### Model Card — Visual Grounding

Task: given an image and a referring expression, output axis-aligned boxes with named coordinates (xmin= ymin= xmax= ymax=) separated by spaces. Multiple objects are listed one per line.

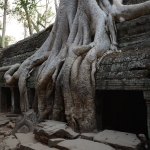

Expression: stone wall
xmin=0 ymin=0 xmax=149 ymax=89
xmin=0 ymin=25 xmax=52 ymax=87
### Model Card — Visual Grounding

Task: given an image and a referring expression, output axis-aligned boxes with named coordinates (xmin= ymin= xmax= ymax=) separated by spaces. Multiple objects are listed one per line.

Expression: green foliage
xmin=0 ymin=35 xmax=14 ymax=47
xmin=13 ymin=0 xmax=55 ymax=35
xmin=13 ymin=0 xmax=36 ymax=16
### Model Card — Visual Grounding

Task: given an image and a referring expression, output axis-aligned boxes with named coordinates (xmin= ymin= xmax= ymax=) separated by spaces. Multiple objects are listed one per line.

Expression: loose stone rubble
xmin=81 ymin=132 xmax=97 ymax=141
xmin=56 ymin=139 xmax=115 ymax=150
xmin=20 ymin=142 xmax=58 ymax=150
xmin=15 ymin=132 xmax=38 ymax=145
xmin=34 ymin=120 xmax=80 ymax=143
xmin=0 ymin=118 xmax=147 ymax=150
xmin=2 ymin=135 xmax=20 ymax=150
xmin=48 ymin=138 xmax=65 ymax=147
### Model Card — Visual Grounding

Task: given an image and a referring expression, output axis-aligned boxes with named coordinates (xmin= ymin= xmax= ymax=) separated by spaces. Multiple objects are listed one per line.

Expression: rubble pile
xmin=0 ymin=118 xmax=146 ymax=150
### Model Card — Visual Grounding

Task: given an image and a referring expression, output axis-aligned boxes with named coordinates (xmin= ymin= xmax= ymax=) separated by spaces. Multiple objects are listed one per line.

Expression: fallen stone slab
xmin=0 ymin=131 xmax=7 ymax=135
xmin=3 ymin=135 xmax=19 ymax=150
xmin=0 ymin=135 xmax=4 ymax=142
xmin=56 ymin=139 xmax=115 ymax=150
xmin=0 ymin=120 xmax=10 ymax=126
xmin=48 ymin=138 xmax=65 ymax=147
xmin=15 ymin=132 xmax=38 ymax=145
xmin=81 ymin=133 xmax=96 ymax=141
xmin=34 ymin=120 xmax=79 ymax=143
xmin=20 ymin=142 xmax=59 ymax=150
xmin=94 ymin=130 xmax=143 ymax=150
xmin=0 ymin=142 xmax=5 ymax=149
xmin=4 ymin=130 xmax=12 ymax=137
xmin=38 ymin=120 xmax=66 ymax=127
xmin=6 ymin=114 xmax=19 ymax=117
xmin=7 ymin=121 xmax=15 ymax=129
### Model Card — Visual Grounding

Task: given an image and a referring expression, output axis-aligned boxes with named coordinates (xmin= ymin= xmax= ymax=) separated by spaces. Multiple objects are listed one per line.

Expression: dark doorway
xmin=1 ymin=87 xmax=11 ymax=112
xmin=95 ymin=90 xmax=148 ymax=137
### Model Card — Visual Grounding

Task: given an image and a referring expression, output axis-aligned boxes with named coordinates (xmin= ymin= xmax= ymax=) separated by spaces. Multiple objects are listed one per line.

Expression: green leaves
xmin=13 ymin=0 xmax=36 ymax=16
xmin=13 ymin=0 xmax=55 ymax=35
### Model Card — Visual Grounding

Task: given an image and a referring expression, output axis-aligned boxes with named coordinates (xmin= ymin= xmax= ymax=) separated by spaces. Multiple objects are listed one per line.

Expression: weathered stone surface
xmin=0 ymin=113 xmax=14 ymax=127
xmin=0 ymin=120 xmax=10 ymax=126
xmin=81 ymin=133 xmax=96 ymax=141
xmin=0 ymin=142 xmax=5 ymax=149
xmin=56 ymin=139 xmax=115 ymax=150
xmin=4 ymin=130 xmax=12 ymax=137
xmin=34 ymin=120 xmax=79 ymax=144
xmin=17 ymin=125 xmax=30 ymax=133
xmin=15 ymin=132 xmax=38 ymax=145
xmin=94 ymin=130 xmax=142 ymax=150
xmin=0 ymin=131 xmax=6 ymax=135
xmin=7 ymin=121 xmax=15 ymax=129
xmin=48 ymin=138 xmax=65 ymax=147
xmin=20 ymin=142 xmax=58 ymax=150
xmin=3 ymin=135 xmax=19 ymax=150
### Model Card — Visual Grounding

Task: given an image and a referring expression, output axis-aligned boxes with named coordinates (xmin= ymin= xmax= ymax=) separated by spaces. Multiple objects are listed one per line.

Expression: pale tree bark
xmin=1 ymin=0 xmax=150 ymax=133
xmin=1 ymin=0 xmax=8 ymax=48
xmin=24 ymin=7 xmax=33 ymax=35
xmin=54 ymin=0 xmax=58 ymax=13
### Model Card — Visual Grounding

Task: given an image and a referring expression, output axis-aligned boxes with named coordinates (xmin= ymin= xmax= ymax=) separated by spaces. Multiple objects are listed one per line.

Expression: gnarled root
xmin=12 ymin=109 xmax=37 ymax=135
xmin=1 ymin=0 xmax=150 ymax=133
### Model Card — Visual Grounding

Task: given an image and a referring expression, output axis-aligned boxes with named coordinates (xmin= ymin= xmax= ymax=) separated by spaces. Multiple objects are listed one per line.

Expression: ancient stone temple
xmin=0 ymin=0 xmax=150 ymax=141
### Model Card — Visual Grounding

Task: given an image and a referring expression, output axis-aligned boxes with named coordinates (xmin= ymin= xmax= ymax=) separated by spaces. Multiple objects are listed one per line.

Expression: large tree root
xmin=12 ymin=109 xmax=37 ymax=135
xmin=1 ymin=0 xmax=150 ymax=133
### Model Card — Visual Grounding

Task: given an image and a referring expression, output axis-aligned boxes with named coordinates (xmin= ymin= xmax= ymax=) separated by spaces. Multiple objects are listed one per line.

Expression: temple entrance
xmin=1 ymin=87 xmax=11 ymax=112
xmin=95 ymin=90 xmax=148 ymax=138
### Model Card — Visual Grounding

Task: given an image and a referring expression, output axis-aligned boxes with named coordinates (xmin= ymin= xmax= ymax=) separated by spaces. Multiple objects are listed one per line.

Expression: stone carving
xmin=0 ymin=0 xmax=150 ymax=133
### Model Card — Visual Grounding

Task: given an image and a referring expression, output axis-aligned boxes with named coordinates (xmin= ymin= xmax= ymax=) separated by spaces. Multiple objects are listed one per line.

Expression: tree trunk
xmin=54 ymin=0 xmax=58 ymax=13
xmin=1 ymin=0 xmax=8 ymax=48
xmin=1 ymin=0 xmax=150 ymax=133
xmin=24 ymin=6 xmax=33 ymax=35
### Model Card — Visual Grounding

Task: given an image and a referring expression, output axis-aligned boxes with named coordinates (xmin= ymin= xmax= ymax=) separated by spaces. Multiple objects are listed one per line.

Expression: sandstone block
xmin=34 ymin=120 xmax=79 ymax=143
xmin=20 ymin=142 xmax=59 ymax=150
xmin=15 ymin=132 xmax=38 ymax=145
xmin=3 ymin=135 xmax=19 ymax=150
xmin=94 ymin=130 xmax=142 ymax=150
xmin=81 ymin=133 xmax=96 ymax=141
xmin=48 ymin=138 xmax=65 ymax=147
xmin=56 ymin=139 xmax=115 ymax=150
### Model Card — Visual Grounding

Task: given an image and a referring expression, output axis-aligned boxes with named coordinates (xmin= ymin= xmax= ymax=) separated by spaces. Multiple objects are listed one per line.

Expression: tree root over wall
xmin=1 ymin=0 xmax=150 ymax=133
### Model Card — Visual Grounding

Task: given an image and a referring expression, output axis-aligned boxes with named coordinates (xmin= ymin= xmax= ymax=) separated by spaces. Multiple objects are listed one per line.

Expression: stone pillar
xmin=143 ymin=91 xmax=150 ymax=138
xmin=10 ymin=87 xmax=15 ymax=113
xmin=0 ymin=87 xmax=1 ymax=112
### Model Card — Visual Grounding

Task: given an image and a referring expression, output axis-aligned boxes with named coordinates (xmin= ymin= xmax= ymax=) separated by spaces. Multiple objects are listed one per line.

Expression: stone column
xmin=0 ymin=87 xmax=1 ymax=112
xmin=143 ymin=91 xmax=150 ymax=138
xmin=10 ymin=87 xmax=15 ymax=113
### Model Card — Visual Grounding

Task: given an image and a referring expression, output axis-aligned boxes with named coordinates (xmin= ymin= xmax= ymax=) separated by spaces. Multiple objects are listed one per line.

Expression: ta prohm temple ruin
xmin=0 ymin=0 xmax=150 ymax=149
